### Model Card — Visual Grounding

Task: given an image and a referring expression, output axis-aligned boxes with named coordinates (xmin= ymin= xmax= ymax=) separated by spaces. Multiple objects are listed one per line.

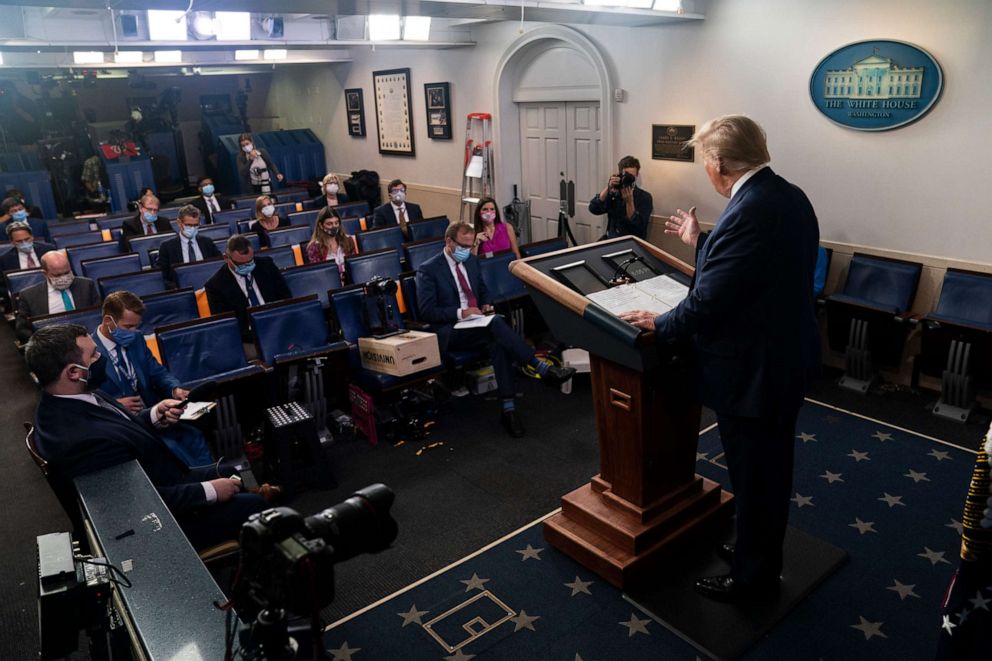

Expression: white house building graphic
xmin=824 ymin=52 xmax=924 ymax=99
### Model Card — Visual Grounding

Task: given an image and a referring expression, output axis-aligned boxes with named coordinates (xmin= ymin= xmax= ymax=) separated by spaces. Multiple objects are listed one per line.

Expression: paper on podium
xmin=586 ymin=274 xmax=689 ymax=316
xmin=454 ymin=313 xmax=498 ymax=329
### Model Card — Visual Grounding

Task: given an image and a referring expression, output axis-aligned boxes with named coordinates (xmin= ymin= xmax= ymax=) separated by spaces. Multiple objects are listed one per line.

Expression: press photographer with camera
xmin=589 ymin=155 xmax=653 ymax=240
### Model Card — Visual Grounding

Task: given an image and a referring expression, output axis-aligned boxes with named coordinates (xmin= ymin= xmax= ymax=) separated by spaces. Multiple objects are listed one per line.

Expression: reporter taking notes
xmin=619 ymin=115 xmax=820 ymax=603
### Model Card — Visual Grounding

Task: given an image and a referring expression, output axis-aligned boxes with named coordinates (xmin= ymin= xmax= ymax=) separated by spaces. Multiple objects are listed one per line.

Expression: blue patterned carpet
xmin=323 ymin=399 xmax=974 ymax=660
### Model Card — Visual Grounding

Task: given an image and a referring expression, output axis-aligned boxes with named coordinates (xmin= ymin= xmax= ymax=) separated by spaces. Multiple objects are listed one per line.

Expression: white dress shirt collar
xmin=730 ymin=164 xmax=769 ymax=200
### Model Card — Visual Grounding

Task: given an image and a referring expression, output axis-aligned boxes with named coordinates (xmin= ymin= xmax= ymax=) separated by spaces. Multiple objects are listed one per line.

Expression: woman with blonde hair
xmin=306 ymin=206 xmax=356 ymax=278
xmin=314 ymin=173 xmax=349 ymax=209
xmin=249 ymin=194 xmax=289 ymax=249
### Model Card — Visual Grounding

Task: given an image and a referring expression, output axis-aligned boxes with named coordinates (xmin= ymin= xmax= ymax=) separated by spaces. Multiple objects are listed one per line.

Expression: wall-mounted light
xmin=73 ymin=51 xmax=105 ymax=65
xmin=216 ymin=12 xmax=251 ymax=41
xmin=235 ymin=49 xmax=260 ymax=61
xmin=263 ymin=49 xmax=287 ymax=61
xmin=189 ymin=11 xmax=216 ymax=40
xmin=153 ymin=50 xmax=183 ymax=63
xmin=403 ymin=16 xmax=431 ymax=41
xmin=148 ymin=10 xmax=188 ymax=41
xmin=369 ymin=15 xmax=401 ymax=41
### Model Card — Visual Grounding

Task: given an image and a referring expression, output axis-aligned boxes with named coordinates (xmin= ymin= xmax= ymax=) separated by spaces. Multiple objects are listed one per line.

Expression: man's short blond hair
xmin=688 ymin=115 xmax=770 ymax=173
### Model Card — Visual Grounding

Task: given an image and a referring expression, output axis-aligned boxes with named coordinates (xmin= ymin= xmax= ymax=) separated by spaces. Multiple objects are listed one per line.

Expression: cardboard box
xmin=358 ymin=330 xmax=441 ymax=376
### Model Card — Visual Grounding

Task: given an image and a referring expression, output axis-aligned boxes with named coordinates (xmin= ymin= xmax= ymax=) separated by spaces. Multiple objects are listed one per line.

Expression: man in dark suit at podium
xmin=416 ymin=222 xmax=575 ymax=437
xmin=621 ymin=115 xmax=820 ymax=602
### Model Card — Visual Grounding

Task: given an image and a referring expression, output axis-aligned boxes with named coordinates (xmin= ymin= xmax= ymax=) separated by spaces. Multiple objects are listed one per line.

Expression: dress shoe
xmin=715 ymin=543 xmax=735 ymax=564
xmin=694 ymin=574 xmax=779 ymax=603
xmin=501 ymin=410 xmax=525 ymax=437
xmin=540 ymin=364 xmax=576 ymax=387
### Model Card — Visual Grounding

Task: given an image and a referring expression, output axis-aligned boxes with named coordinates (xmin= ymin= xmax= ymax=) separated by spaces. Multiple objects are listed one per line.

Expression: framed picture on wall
xmin=372 ymin=68 xmax=415 ymax=156
xmin=345 ymin=88 xmax=366 ymax=137
xmin=424 ymin=82 xmax=452 ymax=140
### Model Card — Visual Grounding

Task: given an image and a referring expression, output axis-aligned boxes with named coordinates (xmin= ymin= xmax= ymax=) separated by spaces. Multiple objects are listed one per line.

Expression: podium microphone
xmin=609 ymin=255 xmax=643 ymax=286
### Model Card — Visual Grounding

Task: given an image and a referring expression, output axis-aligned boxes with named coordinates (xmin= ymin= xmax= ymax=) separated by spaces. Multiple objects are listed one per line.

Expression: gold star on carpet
xmin=329 ymin=641 xmax=361 ymax=661
xmin=849 ymin=518 xmax=877 ymax=535
xmin=848 ymin=449 xmax=870 ymax=462
xmin=791 ymin=493 xmax=814 ymax=508
xmin=928 ymin=448 xmax=951 ymax=461
xmin=696 ymin=451 xmax=709 ymax=461
xmin=509 ymin=609 xmax=540 ymax=632
xmin=904 ymin=469 xmax=930 ymax=483
xmin=851 ymin=616 xmax=887 ymax=640
xmin=460 ymin=573 xmax=490 ymax=592
xmin=820 ymin=470 xmax=844 ymax=484
xmin=444 ymin=650 xmax=475 ymax=661
xmin=619 ymin=613 xmax=651 ymax=637
xmin=871 ymin=431 xmax=893 ymax=442
xmin=516 ymin=544 xmax=544 ymax=561
xmin=397 ymin=604 xmax=427 ymax=627
xmin=797 ymin=432 xmax=817 ymax=443
xmin=878 ymin=493 xmax=905 ymax=508
xmin=564 ymin=576 xmax=593 ymax=596
xmin=917 ymin=547 xmax=950 ymax=566
xmin=886 ymin=579 xmax=919 ymax=600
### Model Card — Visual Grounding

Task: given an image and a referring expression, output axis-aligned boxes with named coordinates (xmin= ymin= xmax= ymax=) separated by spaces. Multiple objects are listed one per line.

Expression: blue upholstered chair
xmin=54 ymin=231 xmax=106 ymax=249
xmin=479 ymin=250 xmax=527 ymax=304
xmin=250 ymin=296 xmax=348 ymax=365
xmin=80 ymin=253 xmax=142 ymax=280
xmin=408 ymin=216 xmax=449 ymax=242
xmin=263 ymin=244 xmax=299 ymax=270
xmin=288 ymin=210 xmax=319 ymax=233
xmin=140 ymin=289 xmax=200 ymax=335
xmin=404 ymin=238 xmax=444 ymax=272
xmin=519 ymin=237 xmax=568 ymax=258
xmin=49 ymin=220 xmax=94 ymax=237
xmin=174 ymin=257 xmax=226 ymax=291
xmin=32 ymin=305 xmax=104 ymax=334
xmin=281 ymin=262 xmax=342 ymax=308
xmin=336 ymin=201 xmax=370 ymax=219
xmin=345 ymin=249 xmax=402 ymax=286
xmin=6 ymin=268 xmax=45 ymax=303
xmin=266 ymin=224 xmax=312 ymax=248
xmin=97 ymin=269 xmax=169 ymax=298
xmin=127 ymin=233 xmax=175 ymax=268
xmin=155 ymin=314 xmax=265 ymax=389
xmin=356 ymin=226 xmax=405 ymax=254
xmin=67 ymin=241 xmax=124 ymax=275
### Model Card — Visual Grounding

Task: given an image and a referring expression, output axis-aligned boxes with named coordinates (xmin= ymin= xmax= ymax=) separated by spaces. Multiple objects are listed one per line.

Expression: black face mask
xmin=73 ymin=354 xmax=109 ymax=391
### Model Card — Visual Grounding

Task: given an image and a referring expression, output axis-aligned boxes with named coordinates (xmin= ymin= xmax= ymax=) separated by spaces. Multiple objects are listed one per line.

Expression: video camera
xmin=362 ymin=275 xmax=401 ymax=337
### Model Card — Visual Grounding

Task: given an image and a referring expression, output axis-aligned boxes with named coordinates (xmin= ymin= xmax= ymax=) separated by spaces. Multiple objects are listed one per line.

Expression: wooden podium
xmin=510 ymin=237 xmax=734 ymax=589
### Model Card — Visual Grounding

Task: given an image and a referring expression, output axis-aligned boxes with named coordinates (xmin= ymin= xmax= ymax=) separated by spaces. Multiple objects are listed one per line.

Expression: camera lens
xmin=305 ymin=484 xmax=397 ymax=563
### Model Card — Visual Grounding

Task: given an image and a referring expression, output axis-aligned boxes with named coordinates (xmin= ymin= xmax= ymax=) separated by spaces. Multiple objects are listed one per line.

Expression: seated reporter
xmin=249 ymin=195 xmax=289 ymax=249
xmin=205 ymin=234 xmax=291 ymax=343
xmin=26 ymin=324 xmax=265 ymax=550
xmin=0 ymin=220 xmax=55 ymax=305
xmin=0 ymin=195 xmax=52 ymax=243
xmin=313 ymin=173 xmax=349 ymax=209
xmin=121 ymin=193 xmax=173 ymax=248
xmin=415 ymin=222 xmax=575 ymax=437
xmin=93 ymin=291 xmax=214 ymax=467
xmin=371 ymin=179 xmax=423 ymax=237
xmin=305 ymin=206 xmax=356 ymax=279
xmin=472 ymin=197 xmax=521 ymax=260
xmin=191 ymin=177 xmax=231 ymax=224
xmin=15 ymin=251 xmax=100 ymax=343
xmin=158 ymin=205 xmax=221 ymax=288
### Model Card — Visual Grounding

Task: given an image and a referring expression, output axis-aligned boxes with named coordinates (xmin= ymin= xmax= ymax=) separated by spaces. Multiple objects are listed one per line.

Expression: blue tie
xmin=186 ymin=239 xmax=196 ymax=262
xmin=244 ymin=274 xmax=260 ymax=307
xmin=60 ymin=289 xmax=74 ymax=311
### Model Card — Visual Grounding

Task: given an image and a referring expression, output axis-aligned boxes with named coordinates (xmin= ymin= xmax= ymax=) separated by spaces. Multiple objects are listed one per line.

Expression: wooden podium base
xmin=544 ymin=474 xmax=734 ymax=589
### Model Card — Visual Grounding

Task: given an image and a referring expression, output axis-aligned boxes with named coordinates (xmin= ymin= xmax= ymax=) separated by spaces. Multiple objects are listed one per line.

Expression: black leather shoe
xmin=694 ymin=574 xmax=779 ymax=603
xmin=715 ymin=543 xmax=735 ymax=564
xmin=540 ymin=364 xmax=576 ymax=387
xmin=501 ymin=410 xmax=525 ymax=437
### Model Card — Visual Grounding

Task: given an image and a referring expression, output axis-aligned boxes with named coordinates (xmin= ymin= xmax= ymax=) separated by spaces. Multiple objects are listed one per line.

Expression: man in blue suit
xmin=622 ymin=115 xmax=820 ymax=602
xmin=26 ymin=324 xmax=264 ymax=550
xmin=416 ymin=222 xmax=575 ymax=437
xmin=91 ymin=290 xmax=214 ymax=467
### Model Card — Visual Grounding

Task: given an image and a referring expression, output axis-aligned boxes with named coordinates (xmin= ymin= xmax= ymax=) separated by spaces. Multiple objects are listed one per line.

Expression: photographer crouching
xmin=589 ymin=155 xmax=653 ymax=240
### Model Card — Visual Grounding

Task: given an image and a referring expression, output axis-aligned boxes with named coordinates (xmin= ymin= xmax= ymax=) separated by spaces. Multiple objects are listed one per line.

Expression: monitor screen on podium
xmin=553 ymin=261 xmax=608 ymax=295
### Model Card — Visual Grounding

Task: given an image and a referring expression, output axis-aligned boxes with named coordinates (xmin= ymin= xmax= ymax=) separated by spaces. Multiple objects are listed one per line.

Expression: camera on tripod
xmin=362 ymin=275 xmax=401 ymax=338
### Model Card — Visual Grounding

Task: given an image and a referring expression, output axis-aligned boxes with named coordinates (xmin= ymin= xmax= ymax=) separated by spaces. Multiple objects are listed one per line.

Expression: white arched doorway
xmin=493 ymin=26 xmax=616 ymax=244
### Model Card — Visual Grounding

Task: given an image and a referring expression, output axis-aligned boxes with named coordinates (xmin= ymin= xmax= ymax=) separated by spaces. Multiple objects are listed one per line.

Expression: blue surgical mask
xmin=16 ymin=240 xmax=33 ymax=253
xmin=142 ymin=211 xmax=157 ymax=223
xmin=181 ymin=225 xmax=198 ymax=239
xmin=110 ymin=321 xmax=140 ymax=348
xmin=453 ymin=246 xmax=471 ymax=263
xmin=234 ymin=261 xmax=256 ymax=277
xmin=11 ymin=209 xmax=28 ymax=222
xmin=201 ymin=185 xmax=215 ymax=196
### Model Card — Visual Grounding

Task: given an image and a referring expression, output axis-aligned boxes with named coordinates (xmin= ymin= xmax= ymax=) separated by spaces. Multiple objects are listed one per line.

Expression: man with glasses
xmin=371 ymin=179 xmax=424 ymax=238
xmin=158 ymin=205 xmax=221 ymax=288
xmin=121 ymin=193 xmax=173 ymax=248
xmin=204 ymin=234 xmax=291 ymax=343
xmin=416 ymin=222 xmax=575 ymax=437
xmin=190 ymin=177 xmax=231 ymax=224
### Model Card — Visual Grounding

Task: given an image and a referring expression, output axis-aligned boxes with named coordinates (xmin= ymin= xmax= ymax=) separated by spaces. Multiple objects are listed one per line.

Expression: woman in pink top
xmin=472 ymin=197 xmax=521 ymax=259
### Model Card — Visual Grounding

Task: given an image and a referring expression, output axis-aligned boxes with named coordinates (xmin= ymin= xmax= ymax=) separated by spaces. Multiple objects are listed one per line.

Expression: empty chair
xmin=80 ymin=253 xmax=142 ymax=280
xmin=175 ymin=257 xmax=226 ymax=291
xmin=288 ymin=209 xmax=319 ymax=232
xmin=156 ymin=314 xmax=265 ymax=388
xmin=159 ymin=207 xmax=181 ymax=220
xmin=346 ymin=249 xmax=402 ymax=286
xmin=404 ymin=238 xmax=444 ymax=272
xmin=250 ymin=296 xmax=347 ymax=365
xmin=825 ymin=253 xmax=922 ymax=392
xmin=479 ymin=250 xmax=527 ymax=303
xmin=49 ymin=220 xmax=94 ymax=237
xmin=273 ymin=202 xmax=299 ymax=219
xmin=6 ymin=268 xmax=45 ymax=302
xmin=67 ymin=241 xmax=124 ymax=275
xmin=356 ymin=226 xmax=405 ymax=254
xmin=95 ymin=215 xmax=132 ymax=231
xmin=281 ymin=262 xmax=342 ymax=308
xmin=336 ymin=201 xmax=370 ymax=219
xmin=263 ymin=244 xmax=300 ymax=270
xmin=213 ymin=208 xmax=251 ymax=231
xmin=342 ymin=217 xmax=363 ymax=236
xmin=274 ymin=190 xmax=311 ymax=205
xmin=233 ymin=196 xmax=259 ymax=210
xmin=140 ymin=288 xmax=200 ymax=335
xmin=54 ymin=231 xmax=105 ymax=249
xmin=916 ymin=269 xmax=992 ymax=421
xmin=98 ymin=269 xmax=169 ymax=298
xmin=31 ymin=305 xmax=104 ymax=334
xmin=266 ymin=225 xmax=312 ymax=249
xmin=519 ymin=237 xmax=568 ymax=258
xmin=408 ymin=216 xmax=449 ymax=242
xmin=195 ymin=224 xmax=232 ymax=242
xmin=127 ymin=233 xmax=176 ymax=267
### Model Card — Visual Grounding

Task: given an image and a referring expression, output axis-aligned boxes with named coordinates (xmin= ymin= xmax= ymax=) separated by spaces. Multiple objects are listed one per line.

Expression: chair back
xmin=156 ymin=315 xmax=250 ymax=383
xmin=31 ymin=305 xmax=104 ymax=333
xmin=842 ymin=253 xmax=922 ymax=313
xmin=195 ymin=224 xmax=232 ymax=242
xmin=263 ymin=244 xmax=299 ymax=269
xmin=357 ymin=226 xmax=405 ymax=253
xmin=128 ymin=233 xmax=178 ymax=268
xmin=233 ymin=196 xmax=259 ymax=209
xmin=49 ymin=220 xmax=94 ymax=237
xmin=159 ymin=207 xmax=181 ymax=220
xmin=98 ymin=269 xmax=168 ymax=298
xmin=81 ymin=253 xmax=142 ymax=280
xmin=342 ymin=217 xmax=363 ymax=236
xmin=404 ymin=238 xmax=444 ymax=272
xmin=25 ymin=422 xmax=86 ymax=540
xmin=273 ymin=202 xmax=299 ymax=220
xmin=479 ymin=250 xmax=527 ymax=303
xmin=275 ymin=190 xmax=310 ymax=204
xmin=175 ymin=257 xmax=226 ymax=291
xmin=520 ymin=237 xmax=568 ymax=258
xmin=140 ymin=288 xmax=200 ymax=334
xmin=399 ymin=272 xmax=420 ymax=321
xmin=250 ymin=296 xmax=335 ymax=364
xmin=266 ymin=224 xmax=311 ymax=248
xmin=934 ymin=269 xmax=992 ymax=330
xmin=67 ymin=241 xmax=124 ymax=275
xmin=213 ymin=208 xmax=252 ymax=232
xmin=346 ymin=249 xmax=402 ymax=286
xmin=213 ymin=233 xmax=259 ymax=255
xmin=408 ymin=216 xmax=449 ymax=241
xmin=54 ymin=231 xmax=106 ymax=249
xmin=95 ymin=215 xmax=132 ymax=231
xmin=6 ymin=268 xmax=45 ymax=298
xmin=282 ymin=261 xmax=342 ymax=308
xmin=336 ymin=201 xmax=370 ymax=219
xmin=329 ymin=285 xmax=404 ymax=342
xmin=288 ymin=209 xmax=319 ymax=233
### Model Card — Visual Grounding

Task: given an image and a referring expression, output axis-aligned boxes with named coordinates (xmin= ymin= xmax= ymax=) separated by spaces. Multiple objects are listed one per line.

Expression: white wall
xmin=268 ymin=0 xmax=992 ymax=264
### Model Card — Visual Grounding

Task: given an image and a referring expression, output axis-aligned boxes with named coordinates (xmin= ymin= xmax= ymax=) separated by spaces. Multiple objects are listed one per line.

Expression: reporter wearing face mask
xmin=190 ymin=177 xmax=231 ymax=224
xmin=305 ymin=206 xmax=356 ymax=279
xmin=91 ymin=291 xmax=214 ymax=467
xmin=237 ymin=133 xmax=283 ymax=195
xmin=157 ymin=205 xmax=222 ymax=288
xmin=0 ymin=195 xmax=53 ymax=243
xmin=15 ymin=251 xmax=100 ymax=343
xmin=121 ymin=193 xmax=173 ymax=249
xmin=471 ymin=197 xmax=521 ymax=260
xmin=249 ymin=195 xmax=289 ymax=249
xmin=0 ymin=221 xmax=55 ymax=305
xmin=371 ymin=179 xmax=423 ymax=237
xmin=313 ymin=173 xmax=350 ymax=210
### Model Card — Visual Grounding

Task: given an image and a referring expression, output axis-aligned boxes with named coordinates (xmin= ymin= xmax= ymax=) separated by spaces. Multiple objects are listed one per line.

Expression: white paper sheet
xmin=586 ymin=274 xmax=689 ymax=316
xmin=454 ymin=313 xmax=498 ymax=329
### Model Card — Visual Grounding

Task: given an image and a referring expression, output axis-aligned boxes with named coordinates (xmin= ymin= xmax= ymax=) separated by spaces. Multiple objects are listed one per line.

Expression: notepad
xmin=454 ymin=313 xmax=499 ymax=329
xmin=180 ymin=401 xmax=216 ymax=421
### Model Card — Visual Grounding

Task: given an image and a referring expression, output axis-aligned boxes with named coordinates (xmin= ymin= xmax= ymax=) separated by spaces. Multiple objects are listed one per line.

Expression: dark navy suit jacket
xmin=371 ymin=202 xmax=423 ymax=230
xmin=34 ymin=391 xmax=207 ymax=513
xmin=204 ymin=255 xmax=291 ymax=341
xmin=655 ymin=167 xmax=820 ymax=417
xmin=415 ymin=251 xmax=492 ymax=352
xmin=157 ymin=234 xmax=222 ymax=288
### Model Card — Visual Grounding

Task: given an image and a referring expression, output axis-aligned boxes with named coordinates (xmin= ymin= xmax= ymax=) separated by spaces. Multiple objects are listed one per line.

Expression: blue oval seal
xmin=809 ymin=39 xmax=943 ymax=131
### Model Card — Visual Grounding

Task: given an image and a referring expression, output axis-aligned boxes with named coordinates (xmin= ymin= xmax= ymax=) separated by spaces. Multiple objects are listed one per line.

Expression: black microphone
xmin=609 ymin=255 xmax=643 ymax=286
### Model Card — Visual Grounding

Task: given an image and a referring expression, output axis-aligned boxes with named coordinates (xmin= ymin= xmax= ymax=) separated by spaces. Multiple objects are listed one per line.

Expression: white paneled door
xmin=519 ymin=101 xmax=602 ymax=243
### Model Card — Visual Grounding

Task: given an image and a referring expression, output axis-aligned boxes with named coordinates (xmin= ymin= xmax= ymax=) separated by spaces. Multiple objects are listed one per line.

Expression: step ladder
xmin=459 ymin=112 xmax=494 ymax=222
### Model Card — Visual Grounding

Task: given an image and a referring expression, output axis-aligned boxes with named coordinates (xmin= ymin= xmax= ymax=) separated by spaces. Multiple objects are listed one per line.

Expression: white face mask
xmin=326 ymin=184 xmax=339 ymax=195
xmin=391 ymin=190 xmax=406 ymax=204
xmin=261 ymin=205 xmax=276 ymax=218
xmin=242 ymin=143 xmax=254 ymax=153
